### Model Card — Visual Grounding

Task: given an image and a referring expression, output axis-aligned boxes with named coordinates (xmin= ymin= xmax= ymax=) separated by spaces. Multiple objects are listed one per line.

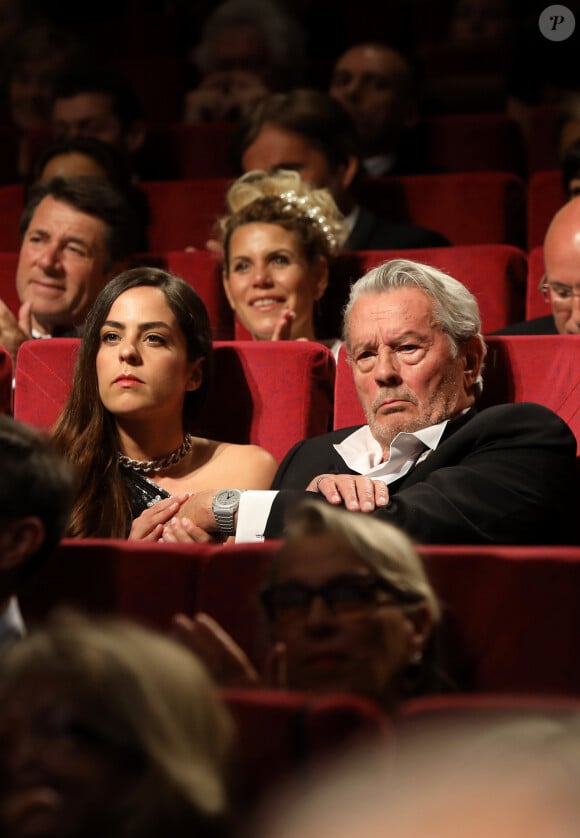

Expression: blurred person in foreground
xmin=0 ymin=415 xmax=75 ymax=654
xmin=173 ymin=498 xmax=444 ymax=714
xmin=0 ymin=609 xmax=234 ymax=838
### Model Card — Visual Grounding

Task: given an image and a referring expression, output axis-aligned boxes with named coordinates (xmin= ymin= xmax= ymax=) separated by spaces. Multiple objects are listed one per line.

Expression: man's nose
xmin=374 ymin=347 xmax=401 ymax=384
xmin=36 ymin=243 xmax=62 ymax=272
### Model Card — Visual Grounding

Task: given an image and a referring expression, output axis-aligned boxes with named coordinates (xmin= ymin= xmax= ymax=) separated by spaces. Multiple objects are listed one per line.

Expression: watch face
xmin=215 ymin=489 xmax=241 ymax=508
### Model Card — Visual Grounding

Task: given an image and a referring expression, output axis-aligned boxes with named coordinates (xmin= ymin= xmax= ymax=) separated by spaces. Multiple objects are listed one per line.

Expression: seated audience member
xmin=328 ymin=42 xmax=431 ymax=177
xmin=170 ymin=258 xmax=577 ymax=545
xmin=493 ymin=196 xmax=580 ymax=334
xmin=235 ymin=89 xmax=450 ymax=250
xmin=183 ymin=0 xmax=307 ymax=124
xmin=31 ymin=135 xmax=150 ymax=251
xmin=218 ymin=168 xmax=347 ymax=347
xmin=0 ymin=609 xmax=234 ymax=838
xmin=50 ymin=67 xmax=163 ymax=181
xmin=51 ymin=267 xmax=277 ymax=539
xmin=0 ymin=23 xmax=85 ymax=179
xmin=173 ymin=498 xmax=444 ymax=714
xmin=0 ymin=415 xmax=75 ymax=653
xmin=0 ymin=175 xmax=138 ymax=363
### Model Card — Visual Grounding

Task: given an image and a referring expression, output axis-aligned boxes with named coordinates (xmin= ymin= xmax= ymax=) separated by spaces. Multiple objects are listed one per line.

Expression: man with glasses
xmin=494 ymin=196 xmax=580 ymax=335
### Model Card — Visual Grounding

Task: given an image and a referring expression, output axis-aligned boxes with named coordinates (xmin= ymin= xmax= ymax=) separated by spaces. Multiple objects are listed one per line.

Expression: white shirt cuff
xmin=235 ymin=490 xmax=278 ymax=542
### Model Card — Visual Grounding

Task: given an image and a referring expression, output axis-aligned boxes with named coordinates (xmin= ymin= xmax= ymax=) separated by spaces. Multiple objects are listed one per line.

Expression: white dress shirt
xmin=0 ymin=596 xmax=25 ymax=655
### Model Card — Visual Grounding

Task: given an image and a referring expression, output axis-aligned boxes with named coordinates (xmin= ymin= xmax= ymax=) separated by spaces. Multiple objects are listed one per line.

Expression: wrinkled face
xmin=348 ymin=288 xmax=479 ymax=454
xmin=329 ymin=45 xmax=413 ymax=149
xmin=223 ymin=222 xmax=326 ymax=339
xmin=0 ymin=673 xmax=141 ymax=838
xmin=52 ymin=93 xmax=126 ymax=149
xmin=96 ymin=285 xmax=202 ymax=424
xmin=241 ymin=125 xmax=347 ymax=201
xmin=210 ymin=23 xmax=270 ymax=80
xmin=543 ymin=229 xmax=580 ymax=334
xmin=268 ymin=531 xmax=428 ymax=706
xmin=39 ymin=152 xmax=109 ymax=181
xmin=16 ymin=196 xmax=112 ymax=334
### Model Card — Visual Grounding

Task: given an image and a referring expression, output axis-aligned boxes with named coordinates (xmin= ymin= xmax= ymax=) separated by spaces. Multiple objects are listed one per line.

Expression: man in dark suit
xmin=234 ymin=89 xmax=449 ymax=251
xmin=166 ymin=258 xmax=577 ymax=547
xmin=493 ymin=196 xmax=580 ymax=335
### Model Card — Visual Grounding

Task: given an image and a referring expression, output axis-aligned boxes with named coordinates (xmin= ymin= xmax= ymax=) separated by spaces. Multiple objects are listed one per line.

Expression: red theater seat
xmin=143 ymin=123 xmax=238 ymax=179
xmin=13 ymin=338 xmax=335 ymax=462
xmin=334 ymin=335 xmax=580 ymax=452
xmin=354 ymin=172 xmax=526 ymax=247
xmin=19 ymin=538 xmax=205 ymax=631
xmin=142 ymin=177 xmax=232 ymax=251
xmin=527 ymin=170 xmax=565 ymax=251
xmin=0 ymin=346 xmax=12 ymax=414
xmin=0 ymin=184 xmax=24 ymax=251
xmin=0 ymin=252 xmax=20 ymax=316
xmin=221 ymin=687 xmax=391 ymax=813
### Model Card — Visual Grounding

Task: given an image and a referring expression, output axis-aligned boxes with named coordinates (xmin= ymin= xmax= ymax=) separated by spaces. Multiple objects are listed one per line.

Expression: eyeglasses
xmin=260 ymin=573 xmax=422 ymax=624
xmin=539 ymin=275 xmax=580 ymax=304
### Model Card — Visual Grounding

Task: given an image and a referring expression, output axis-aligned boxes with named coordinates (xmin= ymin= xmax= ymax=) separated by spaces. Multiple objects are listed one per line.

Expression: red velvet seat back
xmin=0 ymin=251 xmax=21 ymax=317
xmin=19 ymin=539 xmax=205 ymax=631
xmin=0 ymin=346 xmax=12 ymax=414
xmin=13 ymin=338 xmax=335 ymax=462
xmin=142 ymin=177 xmax=232 ymax=251
xmin=354 ymin=172 xmax=526 ymax=247
xmin=0 ymin=184 xmax=24 ymax=251
xmin=526 ymin=169 xmax=564 ymax=251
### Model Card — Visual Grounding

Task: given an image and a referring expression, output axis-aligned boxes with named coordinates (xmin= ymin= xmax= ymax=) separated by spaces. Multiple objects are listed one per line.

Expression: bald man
xmin=329 ymin=42 xmax=430 ymax=177
xmin=494 ymin=197 xmax=580 ymax=335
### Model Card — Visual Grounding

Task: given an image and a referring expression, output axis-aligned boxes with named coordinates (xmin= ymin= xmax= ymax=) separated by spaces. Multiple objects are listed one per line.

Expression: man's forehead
xmin=349 ymin=288 xmax=434 ymax=325
xmin=28 ymin=196 xmax=106 ymax=240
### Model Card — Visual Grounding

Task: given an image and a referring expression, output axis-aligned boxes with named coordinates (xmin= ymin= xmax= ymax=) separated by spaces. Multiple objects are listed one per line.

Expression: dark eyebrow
xmin=101 ymin=320 xmax=171 ymax=330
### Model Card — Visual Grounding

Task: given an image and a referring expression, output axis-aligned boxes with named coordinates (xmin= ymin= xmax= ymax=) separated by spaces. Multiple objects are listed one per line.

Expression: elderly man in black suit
xmin=163 ymin=258 xmax=577 ymax=547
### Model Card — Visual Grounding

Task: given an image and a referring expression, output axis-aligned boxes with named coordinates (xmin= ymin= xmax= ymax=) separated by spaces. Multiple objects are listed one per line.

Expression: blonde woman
xmin=218 ymin=169 xmax=348 ymax=351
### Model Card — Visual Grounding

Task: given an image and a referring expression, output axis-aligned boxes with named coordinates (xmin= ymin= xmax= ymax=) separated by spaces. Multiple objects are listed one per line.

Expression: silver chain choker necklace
xmin=117 ymin=434 xmax=193 ymax=474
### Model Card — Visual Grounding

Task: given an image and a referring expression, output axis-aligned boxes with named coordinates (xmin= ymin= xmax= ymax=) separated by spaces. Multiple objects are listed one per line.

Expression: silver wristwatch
xmin=212 ymin=488 xmax=244 ymax=535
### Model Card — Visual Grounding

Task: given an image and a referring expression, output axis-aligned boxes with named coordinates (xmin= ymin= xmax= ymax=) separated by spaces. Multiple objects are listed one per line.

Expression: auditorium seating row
xmin=0 ymin=169 xmax=565 ymax=253
xmin=19 ymin=538 xmax=580 ymax=699
xmin=6 ymin=334 xmax=580 ymax=458
xmin=1 ymin=107 xmax=560 ymax=186
xmin=0 ymin=244 xmax=554 ymax=341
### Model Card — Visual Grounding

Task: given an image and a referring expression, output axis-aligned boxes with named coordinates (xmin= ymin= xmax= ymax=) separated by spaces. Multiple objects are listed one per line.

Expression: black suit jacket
xmin=265 ymin=403 xmax=577 ymax=545
xmin=347 ymin=206 xmax=450 ymax=250
xmin=490 ymin=315 xmax=558 ymax=335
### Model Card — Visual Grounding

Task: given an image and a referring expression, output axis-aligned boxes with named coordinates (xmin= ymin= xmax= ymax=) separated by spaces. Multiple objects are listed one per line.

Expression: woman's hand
xmin=172 ymin=612 xmax=261 ymax=686
xmin=306 ymin=474 xmax=390 ymax=512
xmin=128 ymin=494 xmax=190 ymax=541
xmin=271 ymin=308 xmax=296 ymax=341
xmin=161 ymin=515 xmax=224 ymax=544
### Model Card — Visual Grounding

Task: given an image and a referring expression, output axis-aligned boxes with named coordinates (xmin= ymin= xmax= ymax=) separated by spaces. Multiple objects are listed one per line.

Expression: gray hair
xmin=276 ymin=498 xmax=441 ymax=622
xmin=342 ymin=258 xmax=487 ymax=396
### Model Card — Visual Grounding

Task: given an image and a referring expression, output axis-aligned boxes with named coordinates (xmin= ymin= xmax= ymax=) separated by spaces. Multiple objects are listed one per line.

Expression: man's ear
xmin=340 ymin=154 xmax=360 ymax=191
xmin=0 ymin=517 xmax=45 ymax=573
xmin=124 ymin=120 xmax=147 ymax=154
xmin=462 ymin=336 xmax=485 ymax=393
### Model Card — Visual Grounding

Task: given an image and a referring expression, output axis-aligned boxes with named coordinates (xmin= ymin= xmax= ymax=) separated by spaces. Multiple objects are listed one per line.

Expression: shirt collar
xmin=334 ymin=419 xmax=449 ymax=481
xmin=0 ymin=596 xmax=25 ymax=654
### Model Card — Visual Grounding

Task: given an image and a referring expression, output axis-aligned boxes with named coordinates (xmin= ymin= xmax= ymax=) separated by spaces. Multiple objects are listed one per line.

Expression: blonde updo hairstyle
xmin=219 ymin=169 xmax=347 ymax=274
